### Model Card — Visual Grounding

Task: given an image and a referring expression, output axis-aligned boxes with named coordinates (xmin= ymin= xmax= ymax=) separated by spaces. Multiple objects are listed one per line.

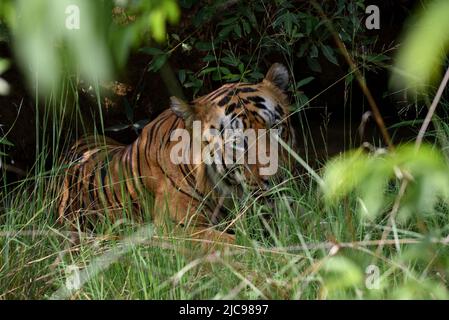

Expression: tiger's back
xmin=58 ymin=109 xmax=200 ymax=223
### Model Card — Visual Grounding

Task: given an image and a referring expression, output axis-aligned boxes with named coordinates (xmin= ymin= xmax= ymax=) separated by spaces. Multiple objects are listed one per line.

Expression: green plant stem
xmin=416 ymin=65 xmax=449 ymax=149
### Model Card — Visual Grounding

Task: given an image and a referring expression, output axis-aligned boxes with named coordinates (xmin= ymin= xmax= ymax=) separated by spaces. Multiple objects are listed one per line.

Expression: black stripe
xmin=133 ymin=141 xmax=143 ymax=181
xmin=100 ymin=164 xmax=108 ymax=187
xmin=217 ymin=95 xmax=231 ymax=107
xmin=87 ymin=166 xmax=97 ymax=206
xmin=247 ymin=96 xmax=265 ymax=103
xmin=275 ymin=104 xmax=285 ymax=116
xmin=225 ymin=103 xmax=237 ymax=115
xmin=250 ymin=110 xmax=266 ymax=124
xmin=254 ymin=102 xmax=267 ymax=110
xmin=236 ymin=87 xmax=257 ymax=93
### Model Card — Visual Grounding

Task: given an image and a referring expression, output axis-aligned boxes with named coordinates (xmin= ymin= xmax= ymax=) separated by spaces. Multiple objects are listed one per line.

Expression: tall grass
xmin=1 ymin=76 xmax=449 ymax=299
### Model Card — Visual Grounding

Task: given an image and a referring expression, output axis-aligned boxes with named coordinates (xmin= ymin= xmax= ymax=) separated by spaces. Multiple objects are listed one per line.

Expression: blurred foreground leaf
xmin=0 ymin=0 xmax=179 ymax=96
xmin=321 ymin=256 xmax=363 ymax=293
xmin=391 ymin=0 xmax=449 ymax=94
xmin=0 ymin=58 xmax=10 ymax=95
xmin=322 ymin=144 xmax=449 ymax=220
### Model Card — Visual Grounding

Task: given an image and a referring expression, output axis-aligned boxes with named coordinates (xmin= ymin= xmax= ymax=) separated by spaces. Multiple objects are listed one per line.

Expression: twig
xmin=264 ymin=235 xmax=449 ymax=253
xmin=416 ymin=65 xmax=449 ymax=148
xmin=374 ymin=179 xmax=409 ymax=257
xmin=0 ymin=163 xmax=27 ymax=177
xmin=148 ymin=234 xmax=449 ymax=254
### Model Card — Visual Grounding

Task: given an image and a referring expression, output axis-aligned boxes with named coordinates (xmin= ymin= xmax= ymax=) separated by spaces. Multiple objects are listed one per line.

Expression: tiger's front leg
xmin=153 ymin=189 xmax=235 ymax=247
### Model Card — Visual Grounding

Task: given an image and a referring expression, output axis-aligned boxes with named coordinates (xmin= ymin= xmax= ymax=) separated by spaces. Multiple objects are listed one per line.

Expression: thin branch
xmin=375 ymin=179 xmax=409 ymax=258
xmin=0 ymin=163 xmax=27 ymax=177
xmin=416 ymin=65 xmax=449 ymax=148
xmin=149 ymin=234 xmax=449 ymax=255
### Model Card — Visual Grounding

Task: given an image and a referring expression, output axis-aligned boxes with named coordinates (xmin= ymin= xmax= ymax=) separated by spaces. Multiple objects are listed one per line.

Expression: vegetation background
xmin=1 ymin=0 xmax=449 ymax=299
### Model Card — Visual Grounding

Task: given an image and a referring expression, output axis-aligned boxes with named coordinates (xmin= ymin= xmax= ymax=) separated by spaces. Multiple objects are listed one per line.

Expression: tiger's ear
xmin=170 ymin=96 xmax=194 ymax=119
xmin=264 ymin=63 xmax=289 ymax=91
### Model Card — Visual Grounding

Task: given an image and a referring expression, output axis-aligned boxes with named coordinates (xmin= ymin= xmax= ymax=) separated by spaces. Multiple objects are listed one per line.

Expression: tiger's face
xmin=170 ymin=63 xmax=292 ymax=195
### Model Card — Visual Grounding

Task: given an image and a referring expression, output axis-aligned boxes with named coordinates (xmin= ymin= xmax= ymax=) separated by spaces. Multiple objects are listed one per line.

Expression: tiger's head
xmin=170 ymin=63 xmax=292 ymax=197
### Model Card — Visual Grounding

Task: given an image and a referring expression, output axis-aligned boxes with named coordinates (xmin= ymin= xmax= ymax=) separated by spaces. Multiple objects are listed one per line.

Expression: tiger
xmin=58 ymin=63 xmax=294 ymax=245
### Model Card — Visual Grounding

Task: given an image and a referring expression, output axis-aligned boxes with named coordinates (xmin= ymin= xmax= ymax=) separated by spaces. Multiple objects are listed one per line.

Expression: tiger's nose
xmin=261 ymin=178 xmax=271 ymax=191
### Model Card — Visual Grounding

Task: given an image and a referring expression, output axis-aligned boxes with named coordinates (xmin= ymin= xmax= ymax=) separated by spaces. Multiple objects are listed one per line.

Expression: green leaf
xmin=218 ymin=25 xmax=234 ymax=39
xmin=195 ymin=41 xmax=214 ymax=51
xmin=237 ymin=63 xmax=244 ymax=74
xmin=0 ymin=77 xmax=10 ymax=95
xmin=310 ymin=45 xmax=318 ymax=58
xmin=217 ymin=17 xmax=239 ymax=27
xmin=305 ymin=16 xmax=313 ymax=35
xmin=307 ymin=57 xmax=322 ymax=73
xmin=202 ymin=55 xmax=216 ymax=62
xmin=178 ymin=69 xmax=186 ymax=84
xmin=233 ymin=24 xmax=242 ymax=38
xmin=365 ymin=54 xmax=390 ymax=63
xmin=322 ymin=256 xmax=363 ymax=292
xmin=296 ymin=93 xmax=309 ymax=108
xmin=295 ymin=76 xmax=314 ymax=89
xmin=358 ymin=163 xmax=391 ymax=220
xmin=0 ymin=137 xmax=14 ymax=147
xmin=139 ymin=47 xmax=165 ymax=56
xmin=322 ymin=149 xmax=370 ymax=203
xmin=0 ymin=59 xmax=10 ymax=74
xmin=199 ymin=67 xmax=218 ymax=76
xmin=345 ymin=74 xmax=354 ymax=86
xmin=391 ymin=0 xmax=449 ymax=93
xmin=322 ymin=143 xmax=449 ymax=222
xmin=221 ymin=74 xmax=241 ymax=82
xmin=321 ymin=44 xmax=339 ymax=65
xmin=219 ymin=67 xmax=231 ymax=75
xmin=243 ymin=9 xmax=257 ymax=28
xmin=149 ymin=9 xmax=166 ymax=42
xmin=297 ymin=43 xmax=308 ymax=58
xmin=221 ymin=56 xmax=239 ymax=67
xmin=242 ymin=20 xmax=251 ymax=35
xmin=149 ymin=54 xmax=168 ymax=72
xmin=392 ymin=279 xmax=449 ymax=299
xmin=193 ymin=6 xmax=214 ymax=27
xmin=163 ymin=0 xmax=180 ymax=24
xmin=249 ymin=71 xmax=264 ymax=81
